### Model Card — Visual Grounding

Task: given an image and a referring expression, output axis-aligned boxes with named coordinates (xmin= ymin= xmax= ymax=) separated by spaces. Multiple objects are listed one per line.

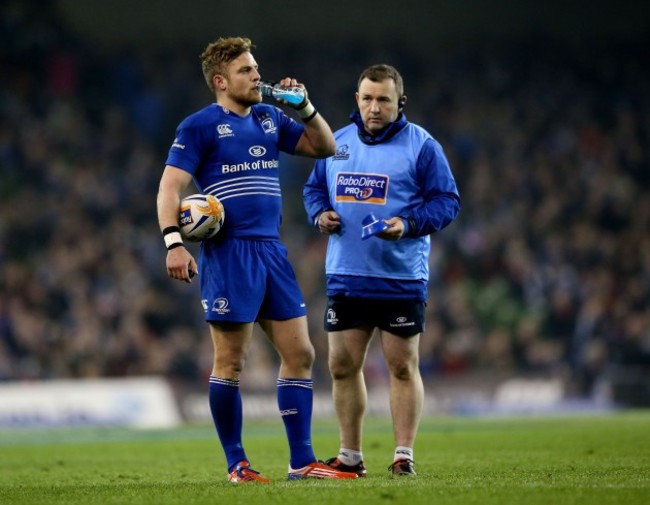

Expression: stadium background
xmin=1 ymin=0 xmax=649 ymax=424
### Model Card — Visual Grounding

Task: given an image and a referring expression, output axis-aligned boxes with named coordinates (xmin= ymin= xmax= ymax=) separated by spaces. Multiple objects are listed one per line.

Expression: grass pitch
xmin=1 ymin=412 xmax=648 ymax=505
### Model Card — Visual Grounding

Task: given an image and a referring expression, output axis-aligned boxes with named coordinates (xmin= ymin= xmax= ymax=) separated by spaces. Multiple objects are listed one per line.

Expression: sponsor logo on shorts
xmin=390 ymin=316 xmax=415 ymax=328
xmin=335 ymin=172 xmax=388 ymax=204
xmin=212 ymin=298 xmax=231 ymax=315
xmin=326 ymin=308 xmax=338 ymax=325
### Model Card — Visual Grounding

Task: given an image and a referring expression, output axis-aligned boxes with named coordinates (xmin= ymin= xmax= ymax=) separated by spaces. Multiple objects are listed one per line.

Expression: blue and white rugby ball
xmin=179 ymin=194 xmax=225 ymax=242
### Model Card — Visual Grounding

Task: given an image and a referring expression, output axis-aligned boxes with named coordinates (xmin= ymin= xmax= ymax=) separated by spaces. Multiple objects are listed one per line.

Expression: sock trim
xmin=209 ymin=376 xmax=240 ymax=387
xmin=394 ymin=446 xmax=414 ymax=462
xmin=277 ymin=378 xmax=313 ymax=390
xmin=339 ymin=448 xmax=363 ymax=466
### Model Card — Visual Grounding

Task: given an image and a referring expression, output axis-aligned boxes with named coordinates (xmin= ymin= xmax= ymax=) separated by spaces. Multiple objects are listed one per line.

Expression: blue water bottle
xmin=258 ymin=81 xmax=305 ymax=106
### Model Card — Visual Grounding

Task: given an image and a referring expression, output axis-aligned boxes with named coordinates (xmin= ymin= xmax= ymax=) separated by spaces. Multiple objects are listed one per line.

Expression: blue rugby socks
xmin=277 ymin=378 xmax=316 ymax=469
xmin=209 ymin=376 xmax=247 ymax=472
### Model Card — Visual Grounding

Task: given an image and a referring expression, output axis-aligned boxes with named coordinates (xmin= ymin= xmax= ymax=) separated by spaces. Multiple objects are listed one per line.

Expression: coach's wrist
xmin=162 ymin=226 xmax=184 ymax=250
xmin=398 ymin=217 xmax=411 ymax=237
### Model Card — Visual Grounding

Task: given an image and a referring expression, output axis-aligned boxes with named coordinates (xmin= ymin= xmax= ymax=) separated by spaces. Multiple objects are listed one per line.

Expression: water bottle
xmin=258 ymin=81 xmax=305 ymax=106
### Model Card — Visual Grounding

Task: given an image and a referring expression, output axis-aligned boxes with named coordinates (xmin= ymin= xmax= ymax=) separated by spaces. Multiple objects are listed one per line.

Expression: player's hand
xmin=376 ymin=217 xmax=405 ymax=241
xmin=166 ymin=247 xmax=198 ymax=283
xmin=318 ymin=210 xmax=341 ymax=235
xmin=277 ymin=77 xmax=308 ymax=109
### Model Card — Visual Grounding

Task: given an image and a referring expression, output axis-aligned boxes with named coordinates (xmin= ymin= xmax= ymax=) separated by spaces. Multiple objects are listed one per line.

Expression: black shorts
xmin=324 ymin=297 xmax=425 ymax=337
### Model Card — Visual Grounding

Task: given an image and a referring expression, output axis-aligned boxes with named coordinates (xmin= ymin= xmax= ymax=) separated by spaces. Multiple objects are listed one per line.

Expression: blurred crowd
xmin=1 ymin=2 xmax=648 ymax=402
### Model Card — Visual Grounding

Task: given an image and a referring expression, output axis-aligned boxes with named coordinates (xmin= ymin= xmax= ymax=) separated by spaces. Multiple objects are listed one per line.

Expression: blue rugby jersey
xmin=166 ymin=103 xmax=305 ymax=239
xmin=303 ymin=112 xmax=460 ymax=298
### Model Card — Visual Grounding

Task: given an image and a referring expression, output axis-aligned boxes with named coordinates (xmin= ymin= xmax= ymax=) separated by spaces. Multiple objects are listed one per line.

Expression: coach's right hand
xmin=318 ymin=210 xmax=341 ymax=235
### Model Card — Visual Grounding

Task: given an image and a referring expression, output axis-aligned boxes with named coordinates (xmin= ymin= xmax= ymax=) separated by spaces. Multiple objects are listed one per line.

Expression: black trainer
xmin=324 ymin=457 xmax=367 ymax=477
xmin=389 ymin=459 xmax=416 ymax=476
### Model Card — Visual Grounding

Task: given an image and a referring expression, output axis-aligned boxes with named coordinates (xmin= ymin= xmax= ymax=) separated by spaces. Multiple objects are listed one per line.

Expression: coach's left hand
xmin=376 ymin=217 xmax=405 ymax=241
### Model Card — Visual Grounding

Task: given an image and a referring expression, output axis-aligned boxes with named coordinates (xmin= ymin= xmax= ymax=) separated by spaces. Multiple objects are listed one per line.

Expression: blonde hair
xmin=200 ymin=37 xmax=255 ymax=93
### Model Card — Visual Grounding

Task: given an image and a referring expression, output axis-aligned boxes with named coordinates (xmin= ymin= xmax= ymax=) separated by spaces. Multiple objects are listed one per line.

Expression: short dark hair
xmin=200 ymin=37 xmax=255 ymax=93
xmin=357 ymin=64 xmax=404 ymax=98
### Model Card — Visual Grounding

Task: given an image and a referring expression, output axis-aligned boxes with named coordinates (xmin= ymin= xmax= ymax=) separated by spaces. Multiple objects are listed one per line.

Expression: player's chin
xmin=250 ymin=93 xmax=263 ymax=105
xmin=240 ymin=95 xmax=261 ymax=107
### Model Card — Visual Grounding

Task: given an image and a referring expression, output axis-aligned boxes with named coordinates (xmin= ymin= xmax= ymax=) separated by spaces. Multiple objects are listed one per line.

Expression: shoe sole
xmin=288 ymin=474 xmax=356 ymax=480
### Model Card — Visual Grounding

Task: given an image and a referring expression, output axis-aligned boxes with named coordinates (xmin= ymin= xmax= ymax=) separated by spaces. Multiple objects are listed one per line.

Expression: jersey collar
xmin=350 ymin=110 xmax=408 ymax=145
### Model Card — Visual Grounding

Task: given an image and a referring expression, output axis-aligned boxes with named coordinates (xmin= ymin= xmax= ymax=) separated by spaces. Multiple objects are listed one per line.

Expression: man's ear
xmin=214 ymin=74 xmax=227 ymax=91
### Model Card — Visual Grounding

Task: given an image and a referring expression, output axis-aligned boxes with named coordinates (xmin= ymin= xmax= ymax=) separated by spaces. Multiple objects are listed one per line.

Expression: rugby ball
xmin=179 ymin=194 xmax=225 ymax=241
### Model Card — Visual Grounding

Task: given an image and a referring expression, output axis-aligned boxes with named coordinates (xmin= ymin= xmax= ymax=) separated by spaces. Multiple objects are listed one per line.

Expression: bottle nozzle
xmin=257 ymin=81 xmax=275 ymax=97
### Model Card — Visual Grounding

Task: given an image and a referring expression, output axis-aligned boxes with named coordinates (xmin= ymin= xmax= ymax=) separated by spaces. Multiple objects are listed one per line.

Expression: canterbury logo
xmin=280 ymin=409 xmax=298 ymax=416
xmin=217 ymin=124 xmax=233 ymax=136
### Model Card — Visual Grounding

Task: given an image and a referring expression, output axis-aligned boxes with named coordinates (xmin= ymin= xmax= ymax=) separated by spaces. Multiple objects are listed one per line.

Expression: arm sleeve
xmin=277 ymin=107 xmax=306 ymax=154
xmin=165 ymin=122 xmax=206 ymax=174
xmin=303 ymin=158 xmax=332 ymax=227
xmin=403 ymin=138 xmax=461 ymax=237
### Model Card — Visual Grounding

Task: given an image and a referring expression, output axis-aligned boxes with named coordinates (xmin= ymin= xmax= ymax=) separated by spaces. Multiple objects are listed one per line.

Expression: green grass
xmin=1 ymin=413 xmax=649 ymax=504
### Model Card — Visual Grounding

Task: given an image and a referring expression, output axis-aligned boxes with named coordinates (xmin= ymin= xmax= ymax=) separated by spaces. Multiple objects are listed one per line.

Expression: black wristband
xmin=167 ymin=242 xmax=184 ymax=251
xmin=297 ymin=101 xmax=316 ymax=122
xmin=162 ymin=225 xmax=180 ymax=236
xmin=302 ymin=110 xmax=318 ymax=123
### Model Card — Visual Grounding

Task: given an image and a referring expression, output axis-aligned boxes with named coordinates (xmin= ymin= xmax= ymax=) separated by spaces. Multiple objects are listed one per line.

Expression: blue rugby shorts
xmin=199 ymin=238 xmax=307 ymax=323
